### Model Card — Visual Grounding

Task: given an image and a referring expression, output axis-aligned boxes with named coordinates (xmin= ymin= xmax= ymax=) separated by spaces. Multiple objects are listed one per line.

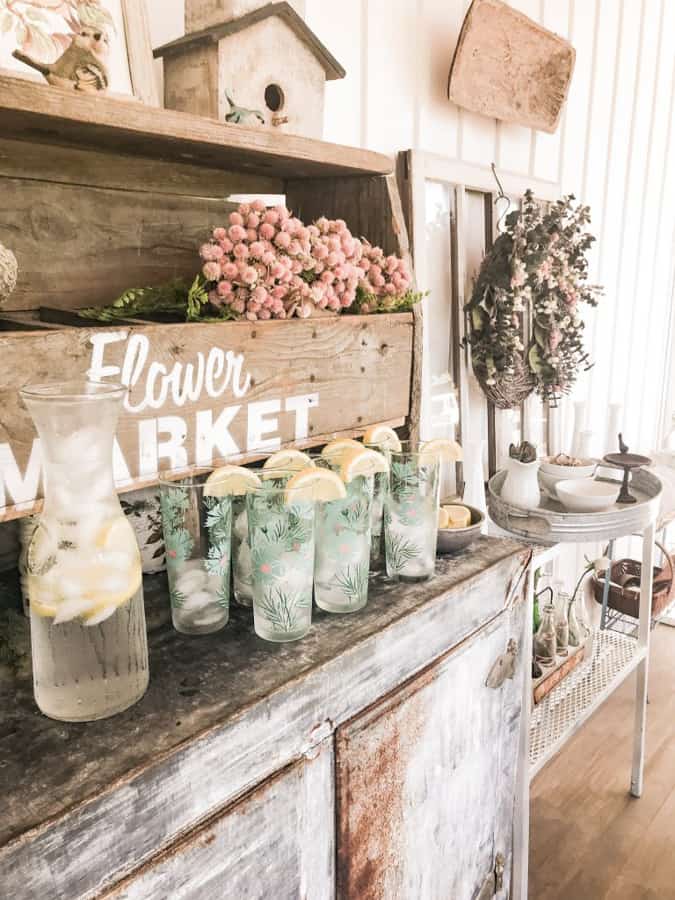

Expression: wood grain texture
xmin=0 ymin=177 xmax=234 ymax=310
xmin=285 ymin=174 xmax=407 ymax=257
xmin=530 ymin=625 xmax=675 ymax=900
xmin=0 ymin=137 xmax=282 ymax=198
xmin=448 ymin=0 xmax=575 ymax=134
xmin=120 ymin=0 xmax=159 ymax=107
xmin=336 ymin=605 xmax=524 ymax=899
xmin=0 ymin=314 xmax=413 ymax=517
xmin=103 ymin=742 xmax=335 ymax=900
xmin=0 ymin=537 xmax=527 ymax=899
xmin=0 ymin=74 xmax=392 ymax=178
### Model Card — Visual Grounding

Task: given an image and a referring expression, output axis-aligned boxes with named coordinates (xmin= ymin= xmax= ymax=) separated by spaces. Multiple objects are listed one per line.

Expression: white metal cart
xmin=488 ymin=468 xmax=662 ymax=900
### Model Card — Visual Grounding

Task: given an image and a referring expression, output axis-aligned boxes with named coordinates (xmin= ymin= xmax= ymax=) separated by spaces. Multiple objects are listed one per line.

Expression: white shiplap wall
xmin=148 ymin=0 xmax=675 ymax=455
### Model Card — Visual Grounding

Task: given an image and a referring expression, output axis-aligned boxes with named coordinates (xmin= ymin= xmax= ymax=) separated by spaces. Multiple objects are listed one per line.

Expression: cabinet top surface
xmin=0 ymin=75 xmax=393 ymax=179
xmin=0 ymin=536 xmax=527 ymax=847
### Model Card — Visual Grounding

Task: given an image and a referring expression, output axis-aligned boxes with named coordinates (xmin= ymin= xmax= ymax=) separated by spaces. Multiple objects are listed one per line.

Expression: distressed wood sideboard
xmin=0 ymin=537 xmax=529 ymax=900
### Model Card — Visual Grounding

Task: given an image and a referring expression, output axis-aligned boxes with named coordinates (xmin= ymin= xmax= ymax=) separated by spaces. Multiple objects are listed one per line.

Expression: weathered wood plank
xmin=0 ymin=177 xmax=234 ymax=310
xmin=0 ymin=538 xmax=528 ymax=899
xmin=103 ymin=742 xmax=334 ymax=900
xmin=285 ymin=173 xmax=409 ymax=258
xmin=336 ymin=605 xmax=523 ymax=899
xmin=0 ymin=75 xmax=392 ymax=179
xmin=447 ymin=0 xmax=575 ymax=134
xmin=0 ymin=137 xmax=282 ymax=198
xmin=0 ymin=314 xmax=413 ymax=517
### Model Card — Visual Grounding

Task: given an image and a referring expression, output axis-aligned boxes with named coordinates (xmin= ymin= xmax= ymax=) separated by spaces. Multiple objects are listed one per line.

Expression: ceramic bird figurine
xmin=12 ymin=27 xmax=110 ymax=93
xmin=618 ymin=433 xmax=629 ymax=454
xmin=0 ymin=242 xmax=18 ymax=306
xmin=224 ymin=89 xmax=265 ymax=126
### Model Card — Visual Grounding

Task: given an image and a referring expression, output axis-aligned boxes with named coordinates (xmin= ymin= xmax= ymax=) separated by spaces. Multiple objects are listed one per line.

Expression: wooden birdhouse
xmin=154 ymin=0 xmax=345 ymax=139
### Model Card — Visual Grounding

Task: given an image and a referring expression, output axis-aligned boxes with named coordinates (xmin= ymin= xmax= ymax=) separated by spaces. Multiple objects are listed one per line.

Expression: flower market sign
xmin=0 ymin=315 xmax=414 ymax=515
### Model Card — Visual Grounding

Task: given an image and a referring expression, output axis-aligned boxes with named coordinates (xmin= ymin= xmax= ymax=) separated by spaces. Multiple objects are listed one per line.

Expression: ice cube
xmin=83 ymin=603 xmax=118 ymax=626
xmin=175 ymin=567 xmax=209 ymax=596
xmin=53 ymin=596 xmax=98 ymax=625
xmin=192 ymin=609 xmax=227 ymax=627
xmin=181 ymin=590 xmax=216 ymax=612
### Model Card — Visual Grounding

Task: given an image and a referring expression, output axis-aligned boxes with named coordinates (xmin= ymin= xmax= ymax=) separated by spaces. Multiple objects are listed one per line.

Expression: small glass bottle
xmin=568 ymin=592 xmax=590 ymax=648
xmin=534 ymin=603 xmax=557 ymax=666
xmin=554 ymin=589 xmax=570 ymax=657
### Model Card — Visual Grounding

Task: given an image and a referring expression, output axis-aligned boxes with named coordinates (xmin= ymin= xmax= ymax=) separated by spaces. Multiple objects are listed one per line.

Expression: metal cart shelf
xmin=487 ymin=468 xmax=662 ymax=900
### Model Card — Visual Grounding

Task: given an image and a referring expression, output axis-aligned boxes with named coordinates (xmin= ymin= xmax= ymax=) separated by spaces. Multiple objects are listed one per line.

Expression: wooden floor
xmin=530 ymin=624 xmax=675 ymax=899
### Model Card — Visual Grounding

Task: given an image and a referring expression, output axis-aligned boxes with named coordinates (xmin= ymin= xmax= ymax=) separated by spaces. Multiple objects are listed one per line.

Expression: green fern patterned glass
xmin=384 ymin=446 xmax=440 ymax=582
xmin=246 ymin=480 xmax=315 ymax=642
xmin=159 ymin=475 xmax=231 ymax=635
xmin=315 ymin=474 xmax=374 ymax=614
xmin=364 ymin=442 xmax=390 ymax=573
xmin=232 ymin=494 xmax=253 ymax=607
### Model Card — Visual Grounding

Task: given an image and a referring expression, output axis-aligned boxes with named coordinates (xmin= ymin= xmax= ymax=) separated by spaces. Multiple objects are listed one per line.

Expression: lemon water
xmin=21 ymin=381 xmax=149 ymax=721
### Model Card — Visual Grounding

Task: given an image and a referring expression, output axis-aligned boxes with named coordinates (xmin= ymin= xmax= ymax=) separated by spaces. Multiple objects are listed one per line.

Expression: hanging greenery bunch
xmin=464 ymin=190 xmax=602 ymax=407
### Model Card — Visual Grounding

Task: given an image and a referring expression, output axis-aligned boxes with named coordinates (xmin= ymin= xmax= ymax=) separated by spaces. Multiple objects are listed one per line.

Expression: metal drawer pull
xmin=486 ymin=639 xmax=518 ymax=689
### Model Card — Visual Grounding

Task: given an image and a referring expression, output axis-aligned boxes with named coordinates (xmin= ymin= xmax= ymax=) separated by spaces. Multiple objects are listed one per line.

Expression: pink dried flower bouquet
xmin=199 ymin=202 xmax=415 ymax=322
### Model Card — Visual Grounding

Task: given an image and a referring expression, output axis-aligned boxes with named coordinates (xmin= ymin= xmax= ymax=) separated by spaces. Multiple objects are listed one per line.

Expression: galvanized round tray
xmin=488 ymin=468 xmax=662 ymax=544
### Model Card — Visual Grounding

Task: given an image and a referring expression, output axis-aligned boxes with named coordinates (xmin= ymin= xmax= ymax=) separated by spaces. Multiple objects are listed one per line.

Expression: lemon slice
xmin=420 ymin=438 xmax=463 ymax=464
xmin=204 ymin=465 xmax=262 ymax=497
xmin=320 ymin=438 xmax=363 ymax=465
xmin=95 ymin=516 xmax=139 ymax=556
xmin=438 ymin=507 xmax=450 ymax=529
xmin=363 ymin=424 xmax=402 ymax=452
xmin=442 ymin=504 xmax=472 ymax=529
xmin=285 ymin=466 xmax=347 ymax=503
xmin=339 ymin=447 xmax=390 ymax=483
xmin=262 ymin=449 xmax=316 ymax=478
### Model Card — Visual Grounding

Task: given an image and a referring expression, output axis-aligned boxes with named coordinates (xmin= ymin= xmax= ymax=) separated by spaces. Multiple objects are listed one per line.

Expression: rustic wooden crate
xmin=0 ymin=314 xmax=414 ymax=520
xmin=0 ymin=78 xmax=418 ymax=521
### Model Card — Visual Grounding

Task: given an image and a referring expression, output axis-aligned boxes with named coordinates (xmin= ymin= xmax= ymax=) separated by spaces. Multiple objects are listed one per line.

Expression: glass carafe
xmin=20 ymin=380 xmax=148 ymax=721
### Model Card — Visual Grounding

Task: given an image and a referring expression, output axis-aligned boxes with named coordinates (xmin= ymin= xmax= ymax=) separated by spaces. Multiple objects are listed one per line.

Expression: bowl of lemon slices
xmin=437 ymin=502 xmax=484 ymax=554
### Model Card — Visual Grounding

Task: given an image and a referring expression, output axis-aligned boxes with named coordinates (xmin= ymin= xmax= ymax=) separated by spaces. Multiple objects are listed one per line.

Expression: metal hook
xmin=491 ymin=162 xmax=510 ymax=228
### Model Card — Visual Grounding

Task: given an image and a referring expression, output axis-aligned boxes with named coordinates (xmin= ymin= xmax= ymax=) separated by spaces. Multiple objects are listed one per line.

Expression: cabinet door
xmin=335 ymin=607 xmax=524 ymax=900
xmin=104 ymin=739 xmax=334 ymax=900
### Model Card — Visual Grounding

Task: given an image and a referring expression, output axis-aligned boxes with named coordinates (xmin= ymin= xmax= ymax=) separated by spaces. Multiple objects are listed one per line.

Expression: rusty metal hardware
xmin=485 ymin=639 xmax=518 ymax=689
xmin=495 ymin=852 xmax=505 ymax=891
xmin=474 ymin=852 xmax=506 ymax=899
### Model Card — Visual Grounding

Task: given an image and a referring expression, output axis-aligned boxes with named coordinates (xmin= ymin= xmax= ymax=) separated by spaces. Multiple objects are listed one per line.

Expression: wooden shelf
xmin=0 ymin=75 xmax=393 ymax=179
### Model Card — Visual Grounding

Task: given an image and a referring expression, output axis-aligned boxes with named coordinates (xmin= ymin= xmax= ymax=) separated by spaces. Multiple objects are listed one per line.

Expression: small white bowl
xmin=540 ymin=458 xmax=597 ymax=480
xmin=555 ymin=478 xmax=620 ymax=513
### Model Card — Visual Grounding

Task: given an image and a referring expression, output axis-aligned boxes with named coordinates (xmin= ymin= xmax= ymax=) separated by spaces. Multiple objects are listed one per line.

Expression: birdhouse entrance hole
xmin=264 ymin=84 xmax=285 ymax=112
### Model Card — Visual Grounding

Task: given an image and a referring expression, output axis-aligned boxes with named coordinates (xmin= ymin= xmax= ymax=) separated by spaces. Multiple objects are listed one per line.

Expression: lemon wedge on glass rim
xmin=419 ymin=438 xmax=463 ymax=465
xmin=204 ymin=465 xmax=262 ymax=497
xmin=262 ymin=448 xmax=316 ymax=478
xmin=339 ymin=446 xmax=389 ymax=483
xmin=284 ymin=466 xmax=347 ymax=503
xmin=362 ymin=424 xmax=402 ymax=452
xmin=320 ymin=437 xmax=364 ymax=466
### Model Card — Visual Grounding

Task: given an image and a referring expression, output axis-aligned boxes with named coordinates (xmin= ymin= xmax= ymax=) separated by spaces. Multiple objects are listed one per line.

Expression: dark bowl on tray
xmin=437 ymin=503 xmax=485 ymax=554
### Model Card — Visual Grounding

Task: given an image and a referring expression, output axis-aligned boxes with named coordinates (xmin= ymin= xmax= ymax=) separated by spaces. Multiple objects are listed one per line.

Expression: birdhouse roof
xmin=154 ymin=1 xmax=346 ymax=81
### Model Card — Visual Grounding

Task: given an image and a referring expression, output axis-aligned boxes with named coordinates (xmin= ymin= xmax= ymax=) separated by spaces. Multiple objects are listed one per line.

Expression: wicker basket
xmin=475 ymin=352 xmax=535 ymax=410
xmin=592 ymin=541 xmax=674 ymax=619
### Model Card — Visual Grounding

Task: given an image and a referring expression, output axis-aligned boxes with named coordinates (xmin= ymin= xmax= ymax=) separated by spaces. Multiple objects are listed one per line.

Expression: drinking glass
xmin=159 ymin=474 xmax=231 ymax=635
xmin=384 ymin=444 xmax=440 ymax=582
xmin=232 ymin=494 xmax=254 ymax=607
xmin=247 ymin=479 xmax=315 ymax=642
xmin=364 ymin=442 xmax=390 ymax=573
xmin=314 ymin=474 xmax=373 ymax=613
